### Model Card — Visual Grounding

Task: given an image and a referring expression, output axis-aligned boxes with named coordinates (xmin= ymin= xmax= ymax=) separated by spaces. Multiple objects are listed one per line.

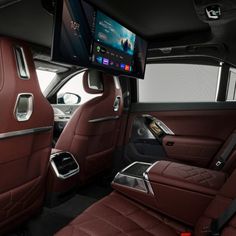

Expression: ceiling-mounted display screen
xmin=52 ymin=0 xmax=148 ymax=79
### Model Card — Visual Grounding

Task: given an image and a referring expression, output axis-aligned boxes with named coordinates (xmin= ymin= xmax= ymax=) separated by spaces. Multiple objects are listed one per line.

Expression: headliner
xmin=0 ymin=0 xmax=236 ymax=65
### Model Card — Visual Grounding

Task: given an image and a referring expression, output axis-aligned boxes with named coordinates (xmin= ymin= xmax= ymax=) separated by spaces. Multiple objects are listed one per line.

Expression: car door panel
xmin=162 ymin=135 xmax=221 ymax=167
xmin=124 ymin=103 xmax=236 ymax=167
xmin=124 ymin=115 xmax=166 ymax=163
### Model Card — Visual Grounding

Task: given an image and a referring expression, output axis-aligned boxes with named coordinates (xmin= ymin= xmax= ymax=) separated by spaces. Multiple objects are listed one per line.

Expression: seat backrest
xmin=0 ymin=37 xmax=54 ymax=233
xmin=56 ymin=70 xmax=123 ymax=184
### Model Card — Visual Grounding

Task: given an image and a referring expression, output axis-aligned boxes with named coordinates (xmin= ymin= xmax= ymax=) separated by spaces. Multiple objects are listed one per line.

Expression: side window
xmin=36 ymin=69 xmax=56 ymax=94
xmin=138 ymin=64 xmax=220 ymax=103
xmin=57 ymin=72 xmax=101 ymax=105
xmin=226 ymin=68 xmax=236 ymax=101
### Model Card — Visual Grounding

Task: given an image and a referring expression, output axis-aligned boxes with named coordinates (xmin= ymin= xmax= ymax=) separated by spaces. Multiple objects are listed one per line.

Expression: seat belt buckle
xmin=215 ymin=160 xmax=223 ymax=167
xmin=202 ymin=222 xmax=220 ymax=236
xmin=215 ymin=157 xmax=224 ymax=168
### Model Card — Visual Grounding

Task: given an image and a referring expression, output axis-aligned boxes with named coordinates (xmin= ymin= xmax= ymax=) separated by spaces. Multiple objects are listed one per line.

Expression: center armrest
xmin=112 ymin=161 xmax=227 ymax=226
xmin=148 ymin=161 xmax=226 ymax=196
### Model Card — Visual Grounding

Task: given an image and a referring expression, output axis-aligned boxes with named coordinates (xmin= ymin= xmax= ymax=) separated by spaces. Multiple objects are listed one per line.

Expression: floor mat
xmin=7 ymin=180 xmax=113 ymax=236
xmin=25 ymin=194 xmax=97 ymax=236
xmin=78 ymin=183 xmax=113 ymax=200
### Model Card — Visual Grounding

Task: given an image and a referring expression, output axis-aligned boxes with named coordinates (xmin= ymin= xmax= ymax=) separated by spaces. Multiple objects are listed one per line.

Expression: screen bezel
xmin=51 ymin=0 xmax=148 ymax=79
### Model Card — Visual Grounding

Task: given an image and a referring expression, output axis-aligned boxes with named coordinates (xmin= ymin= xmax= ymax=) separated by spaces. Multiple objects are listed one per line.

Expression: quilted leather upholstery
xmin=55 ymin=169 xmax=236 ymax=236
xmin=0 ymin=37 xmax=53 ymax=234
xmin=149 ymin=161 xmax=226 ymax=194
xmin=56 ymin=72 xmax=123 ymax=185
xmin=55 ymin=192 xmax=190 ymax=236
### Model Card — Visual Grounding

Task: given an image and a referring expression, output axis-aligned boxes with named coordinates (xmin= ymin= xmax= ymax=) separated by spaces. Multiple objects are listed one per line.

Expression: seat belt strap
xmin=215 ymin=133 xmax=236 ymax=170
xmin=210 ymin=197 xmax=236 ymax=235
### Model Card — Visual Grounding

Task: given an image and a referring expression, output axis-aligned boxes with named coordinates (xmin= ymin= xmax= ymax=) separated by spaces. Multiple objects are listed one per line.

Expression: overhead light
xmin=206 ymin=5 xmax=221 ymax=20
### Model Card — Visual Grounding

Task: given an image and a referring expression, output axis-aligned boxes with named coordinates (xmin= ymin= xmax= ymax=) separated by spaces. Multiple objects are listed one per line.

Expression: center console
xmin=46 ymin=149 xmax=80 ymax=207
xmin=112 ymin=161 xmax=227 ymax=226
xmin=113 ymin=162 xmax=153 ymax=193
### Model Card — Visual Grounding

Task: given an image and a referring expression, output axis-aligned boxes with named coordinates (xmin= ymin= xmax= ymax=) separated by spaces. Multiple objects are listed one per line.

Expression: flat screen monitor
xmin=52 ymin=0 xmax=148 ymax=79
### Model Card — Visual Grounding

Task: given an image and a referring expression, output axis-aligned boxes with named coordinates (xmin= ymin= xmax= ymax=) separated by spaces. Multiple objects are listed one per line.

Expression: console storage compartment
xmin=112 ymin=161 xmax=227 ymax=226
xmin=46 ymin=149 xmax=79 ymax=207
xmin=112 ymin=162 xmax=157 ymax=210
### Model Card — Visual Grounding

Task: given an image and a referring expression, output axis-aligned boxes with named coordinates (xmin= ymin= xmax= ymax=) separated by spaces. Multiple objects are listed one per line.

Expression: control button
xmin=103 ymin=58 xmax=109 ymax=65
xmin=96 ymin=56 xmax=103 ymax=64
xmin=125 ymin=65 xmax=130 ymax=71
xmin=120 ymin=64 xmax=125 ymax=70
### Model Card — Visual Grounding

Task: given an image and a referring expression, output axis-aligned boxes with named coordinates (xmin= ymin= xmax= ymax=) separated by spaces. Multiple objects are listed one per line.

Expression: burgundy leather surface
xmin=113 ymin=161 xmax=226 ymax=226
xmin=0 ymin=37 xmax=53 ymax=234
xmin=126 ymin=110 xmax=236 ymax=167
xmin=149 ymin=161 xmax=226 ymax=194
xmin=55 ymin=169 xmax=236 ymax=236
xmin=112 ymin=182 xmax=158 ymax=210
xmin=163 ymin=136 xmax=221 ymax=168
xmin=56 ymin=72 xmax=123 ymax=184
xmin=55 ymin=191 xmax=190 ymax=236
xmin=148 ymin=161 xmax=226 ymax=225
xmin=195 ymin=169 xmax=236 ymax=235
xmin=127 ymin=110 xmax=236 ymax=141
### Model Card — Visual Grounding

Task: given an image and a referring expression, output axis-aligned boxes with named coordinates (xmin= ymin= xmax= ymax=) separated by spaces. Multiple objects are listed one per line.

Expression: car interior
xmin=1 ymin=0 xmax=236 ymax=235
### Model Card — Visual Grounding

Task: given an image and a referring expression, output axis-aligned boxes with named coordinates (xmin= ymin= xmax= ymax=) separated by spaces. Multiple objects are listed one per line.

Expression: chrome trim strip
xmin=215 ymin=62 xmax=223 ymax=101
xmin=156 ymin=119 xmax=175 ymax=135
xmin=50 ymin=151 xmax=80 ymax=180
xmin=122 ymin=161 xmax=151 ymax=172
xmin=0 ymin=126 xmax=53 ymax=140
xmin=145 ymin=180 xmax=155 ymax=195
xmin=142 ymin=115 xmax=175 ymax=135
xmin=88 ymin=115 xmax=119 ymax=123
xmin=144 ymin=161 xmax=159 ymax=177
xmin=143 ymin=161 xmax=158 ymax=196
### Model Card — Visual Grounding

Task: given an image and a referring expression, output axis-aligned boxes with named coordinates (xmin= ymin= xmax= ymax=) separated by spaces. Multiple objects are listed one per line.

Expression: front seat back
xmin=56 ymin=70 xmax=123 ymax=184
xmin=0 ymin=38 xmax=54 ymax=233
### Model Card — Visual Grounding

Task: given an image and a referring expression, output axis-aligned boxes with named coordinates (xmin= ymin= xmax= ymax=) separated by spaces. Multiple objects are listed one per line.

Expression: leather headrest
xmin=0 ymin=37 xmax=40 ymax=91
xmin=0 ymin=36 xmax=53 ymax=132
xmin=83 ymin=70 xmax=104 ymax=94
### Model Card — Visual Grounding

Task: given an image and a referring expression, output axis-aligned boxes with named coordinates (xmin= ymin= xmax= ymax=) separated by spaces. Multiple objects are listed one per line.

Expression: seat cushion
xmin=55 ymin=192 xmax=187 ymax=236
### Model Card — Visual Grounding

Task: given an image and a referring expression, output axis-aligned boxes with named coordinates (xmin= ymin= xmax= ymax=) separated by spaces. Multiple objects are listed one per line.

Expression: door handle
xmin=113 ymin=96 xmax=121 ymax=112
xmin=166 ymin=141 xmax=174 ymax=146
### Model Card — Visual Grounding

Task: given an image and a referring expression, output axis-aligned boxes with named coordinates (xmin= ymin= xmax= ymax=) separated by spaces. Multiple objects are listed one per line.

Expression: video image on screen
xmin=95 ymin=11 xmax=136 ymax=56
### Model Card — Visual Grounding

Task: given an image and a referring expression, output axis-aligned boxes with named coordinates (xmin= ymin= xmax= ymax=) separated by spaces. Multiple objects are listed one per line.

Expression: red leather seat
xmin=56 ymin=71 xmax=123 ymax=184
xmin=0 ymin=37 xmax=53 ymax=234
xmin=55 ymin=169 xmax=236 ymax=236
xmin=55 ymin=192 xmax=187 ymax=236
